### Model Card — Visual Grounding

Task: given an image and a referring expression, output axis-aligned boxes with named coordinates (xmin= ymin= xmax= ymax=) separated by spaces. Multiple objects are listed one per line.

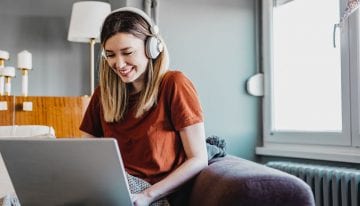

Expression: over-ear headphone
xmin=102 ymin=7 xmax=164 ymax=59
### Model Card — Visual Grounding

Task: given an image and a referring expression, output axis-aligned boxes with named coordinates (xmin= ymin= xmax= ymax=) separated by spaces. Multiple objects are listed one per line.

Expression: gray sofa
xmin=171 ymin=156 xmax=315 ymax=206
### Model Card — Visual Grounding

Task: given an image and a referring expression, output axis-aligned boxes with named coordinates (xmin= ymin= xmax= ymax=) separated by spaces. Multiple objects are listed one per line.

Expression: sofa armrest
xmin=189 ymin=156 xmax=315 ymax=206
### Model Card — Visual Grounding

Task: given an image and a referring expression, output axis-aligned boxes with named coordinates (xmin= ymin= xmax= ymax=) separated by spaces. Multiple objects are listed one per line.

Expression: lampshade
xmin=68 ymin=1 xmax=111 ymax=43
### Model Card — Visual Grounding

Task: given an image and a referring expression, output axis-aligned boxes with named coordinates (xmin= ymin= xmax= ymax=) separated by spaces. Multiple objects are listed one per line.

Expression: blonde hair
xmin=99 ymin=11 xmax=169 ymax=122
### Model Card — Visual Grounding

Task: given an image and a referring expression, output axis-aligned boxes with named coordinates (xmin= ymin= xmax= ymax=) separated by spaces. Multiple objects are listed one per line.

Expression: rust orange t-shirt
xmin=80 ymin=71 xmax=203 ymax=184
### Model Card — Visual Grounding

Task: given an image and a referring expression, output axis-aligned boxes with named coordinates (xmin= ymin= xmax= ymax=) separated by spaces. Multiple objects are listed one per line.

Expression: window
xmin=256 ymin=0 xmax=360 ymax=163
xmin=273 ymin=0 xmax=342 ymax=133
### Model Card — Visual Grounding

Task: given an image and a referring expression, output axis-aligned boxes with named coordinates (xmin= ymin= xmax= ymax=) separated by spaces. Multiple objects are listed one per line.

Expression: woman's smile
xmin=117 ymin=66 xmax=134 ymax=78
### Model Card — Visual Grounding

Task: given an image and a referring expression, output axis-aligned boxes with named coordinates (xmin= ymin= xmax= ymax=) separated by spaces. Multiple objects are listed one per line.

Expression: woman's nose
xmin=114 ymin=56 xmax=126 ymax=69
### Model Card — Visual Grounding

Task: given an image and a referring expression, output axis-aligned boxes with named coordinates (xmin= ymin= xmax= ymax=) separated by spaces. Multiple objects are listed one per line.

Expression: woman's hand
xmin=131 ymin=192 xmax=153 ymax=206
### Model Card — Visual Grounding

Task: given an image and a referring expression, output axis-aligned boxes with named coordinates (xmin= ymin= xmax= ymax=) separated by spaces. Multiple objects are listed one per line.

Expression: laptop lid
xmin=0 ymin=138 xmax=133 ymax=206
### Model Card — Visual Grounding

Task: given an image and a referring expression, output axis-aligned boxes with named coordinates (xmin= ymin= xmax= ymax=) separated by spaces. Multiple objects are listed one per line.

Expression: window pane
xmin=272 ymin=0 xmax=342 ymax=132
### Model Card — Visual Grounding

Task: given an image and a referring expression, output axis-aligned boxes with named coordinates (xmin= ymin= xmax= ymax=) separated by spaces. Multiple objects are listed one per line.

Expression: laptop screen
xmin=0 ymin=138 xmax=133 ymax=206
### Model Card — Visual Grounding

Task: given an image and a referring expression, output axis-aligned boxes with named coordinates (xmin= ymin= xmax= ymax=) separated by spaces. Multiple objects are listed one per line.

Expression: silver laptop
xmin=0 ymin=138 xmax=133 ymax=206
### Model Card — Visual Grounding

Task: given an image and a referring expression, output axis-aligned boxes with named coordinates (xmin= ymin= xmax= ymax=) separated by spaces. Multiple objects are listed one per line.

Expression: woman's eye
xmin=123 ymin=51 xmax=133 ymax=55
xmin=106 ymin=53 xmax=115 ymax=58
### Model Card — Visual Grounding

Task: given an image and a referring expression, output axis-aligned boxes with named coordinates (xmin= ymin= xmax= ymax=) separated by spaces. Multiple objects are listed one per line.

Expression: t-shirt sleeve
xmin=165 ymin=71 xmax=204 ymax=130
xmin=79 ymin=88 xmax=104 ymax=137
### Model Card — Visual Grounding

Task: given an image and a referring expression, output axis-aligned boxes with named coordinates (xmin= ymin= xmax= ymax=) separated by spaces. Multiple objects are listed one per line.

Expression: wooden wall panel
xmin=0 ymin=96 xmax=90 ymax=138
xmin=0 ymin=96 xmax=14 ymax=125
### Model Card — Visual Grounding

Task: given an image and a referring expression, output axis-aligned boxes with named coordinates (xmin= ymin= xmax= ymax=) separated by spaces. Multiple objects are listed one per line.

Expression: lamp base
xmin=89 ymin=38 xmax=96 ymax=95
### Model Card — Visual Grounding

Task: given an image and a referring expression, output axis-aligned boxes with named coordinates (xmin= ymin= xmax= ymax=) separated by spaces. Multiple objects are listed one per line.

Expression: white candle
xmin=0 ymin=50 xmax=9 ymax=60
xmin=17 ymin=50 xmax=32 ymax=69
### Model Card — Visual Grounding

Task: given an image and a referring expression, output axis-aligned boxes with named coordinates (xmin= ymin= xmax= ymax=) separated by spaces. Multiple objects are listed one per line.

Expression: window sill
xmin=256 ymin=143 xmax=360 ymax=164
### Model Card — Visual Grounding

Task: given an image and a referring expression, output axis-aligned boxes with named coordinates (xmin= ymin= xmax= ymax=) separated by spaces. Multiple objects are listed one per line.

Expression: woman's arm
xmin=82 ymin=132 xmax=96 ymax=138
xmin=132 ymin=122 xmax=208 ymax=205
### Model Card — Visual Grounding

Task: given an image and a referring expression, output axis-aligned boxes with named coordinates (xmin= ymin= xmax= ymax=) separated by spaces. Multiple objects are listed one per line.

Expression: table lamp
xmin=0 ymin=50 xmax=10 ymax=96
xmin=2 ymin=66 xmax=15 ymax=96
xmin=17 ymin=50 xmax=32 ymax=97
xmin=68 ymin=1 xmax=111 ymax=94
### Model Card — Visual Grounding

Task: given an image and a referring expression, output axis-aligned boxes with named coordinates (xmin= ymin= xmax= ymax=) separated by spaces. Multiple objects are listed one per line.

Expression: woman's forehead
xmin=104 ymin=33 xmax=144 ymax=50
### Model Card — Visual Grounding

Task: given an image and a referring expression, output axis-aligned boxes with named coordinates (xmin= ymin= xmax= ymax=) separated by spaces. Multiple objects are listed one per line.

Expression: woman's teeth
xmin=119 ymin=68 xmax=132 ymax=75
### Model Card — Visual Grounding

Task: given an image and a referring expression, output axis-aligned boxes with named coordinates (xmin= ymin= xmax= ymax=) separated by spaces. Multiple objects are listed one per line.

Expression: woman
xmin=80 ymin=7 xmax=208 ymax=206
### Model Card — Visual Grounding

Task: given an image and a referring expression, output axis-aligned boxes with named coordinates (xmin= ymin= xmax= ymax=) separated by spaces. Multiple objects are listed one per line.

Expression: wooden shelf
xmin=0 ymin=96 xmax=90 ymax=138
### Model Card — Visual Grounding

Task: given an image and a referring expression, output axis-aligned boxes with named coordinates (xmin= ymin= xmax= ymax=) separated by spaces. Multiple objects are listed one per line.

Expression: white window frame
xmin=256 ymin=0 xmax=360 ymax=163
xmin=350 ymin=6 xmax=360 ymax=147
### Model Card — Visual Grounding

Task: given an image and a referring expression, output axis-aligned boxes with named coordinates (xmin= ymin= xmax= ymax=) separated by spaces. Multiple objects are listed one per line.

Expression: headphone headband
xmin=104 ymin=7 xmax=159 ymax=35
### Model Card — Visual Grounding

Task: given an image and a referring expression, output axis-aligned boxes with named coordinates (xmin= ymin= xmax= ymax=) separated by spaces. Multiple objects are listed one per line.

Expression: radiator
xmin=266 ymin=161 xmax=360 ymax=206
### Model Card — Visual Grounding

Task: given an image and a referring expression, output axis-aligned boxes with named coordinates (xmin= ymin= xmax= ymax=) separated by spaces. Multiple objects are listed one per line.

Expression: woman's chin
xmin=117 ymin=71 xmax=135 ymax=83
xmin=119 ymin=74 xmax=137 ymax=83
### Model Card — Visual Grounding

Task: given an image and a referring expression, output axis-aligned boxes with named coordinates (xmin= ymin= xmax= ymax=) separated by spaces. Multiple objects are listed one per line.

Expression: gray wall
xmin=159 ymin=0 xmax=259 ymax=159
xmin=0 ymin=0 xmax=103 ymax=96
xmin=0 ymin=0 xmax=260 ymax=160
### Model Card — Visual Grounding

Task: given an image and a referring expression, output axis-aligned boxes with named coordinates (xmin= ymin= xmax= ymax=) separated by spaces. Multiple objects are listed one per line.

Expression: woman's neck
xmin=130 ymin=80 xmax=144 ymax=94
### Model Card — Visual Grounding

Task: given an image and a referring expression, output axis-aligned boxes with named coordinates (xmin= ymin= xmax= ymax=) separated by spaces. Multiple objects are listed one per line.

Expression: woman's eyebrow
xmin=120 ymin=47 xmax=132 ymax=51
xmin=105 ymin=47 xmax=132 ymax=52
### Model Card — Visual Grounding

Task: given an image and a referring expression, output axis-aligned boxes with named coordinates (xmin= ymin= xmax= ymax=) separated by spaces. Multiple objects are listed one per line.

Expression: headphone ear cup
xmin=145 ymin=36 xmax=162 ymax=59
